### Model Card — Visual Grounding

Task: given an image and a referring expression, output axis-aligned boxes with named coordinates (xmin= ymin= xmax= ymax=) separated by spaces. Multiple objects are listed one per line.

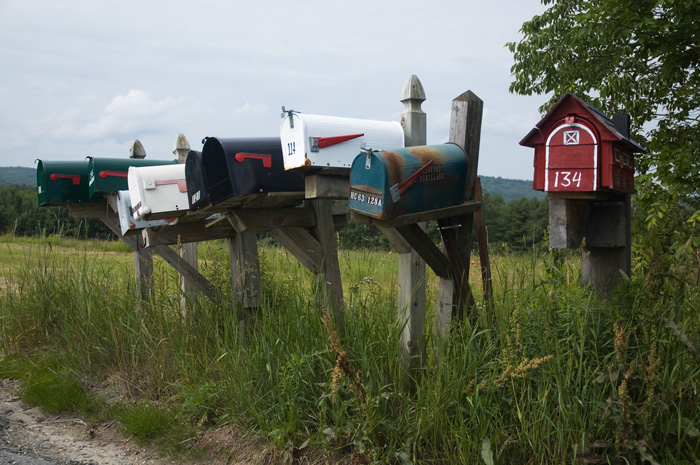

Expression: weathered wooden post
xmin=129 ymin=139 xmax=154 ymax=301
xmin=228 ymin=232 xmax=260 ymax=332
xmin=435 ymin=91 xmax=483 ymax=336
xmin=381 ymin=75 xmax=428 ymax=367
xmin=173 ymin=134 xmax=199 ymax=311
xmin=520 ymin=94 xmax=640 ymax=297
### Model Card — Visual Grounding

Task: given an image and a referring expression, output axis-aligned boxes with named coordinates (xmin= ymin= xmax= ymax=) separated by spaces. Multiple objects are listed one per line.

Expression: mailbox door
xmin=117 ymin=190 xmax=170 ymax=236
xmin=544 ymin=118 xmax=599 ymax=192
xmin=202 ymin=137 xmax=304 ymax=206
xmin=349 ymin=144 xmax=467 ymax=220
xmin=37 ymin=160 xmax=102 ymax=206
xmin=88 ymin=157 xmax=177 ymax=198
xmin=185 ymin=150 xmax=209 ymax=210
xmin=280 ymin=113 xmax=404 ymax=170
xmin=128 ymin=164 xmax=189 ymax=221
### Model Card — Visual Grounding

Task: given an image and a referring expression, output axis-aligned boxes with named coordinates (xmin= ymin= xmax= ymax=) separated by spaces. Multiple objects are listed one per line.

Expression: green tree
xmin=507 ymin=0 xmax=699 ymax=227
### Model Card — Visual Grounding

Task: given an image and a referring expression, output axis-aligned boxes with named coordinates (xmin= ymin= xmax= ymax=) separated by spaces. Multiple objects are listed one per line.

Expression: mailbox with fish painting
xmin=116 ymin=190 xmax=170 ymax=236
xmin=37 ymin=160 xmax=104 ymax=206
xmin=87 ymin=157 xmax=177 ymax=198
xmin=128 ymin=164 xmax=189 ymax=221
xmin=201 ymin=137 xmax=304 ymax=207
xmin=184 ymin=150 xmax=210 ymax=211
xmin=349 ymin=144 xmax=468 ymax=220
xmin=280 ymin=111 xmax=405 ymax=170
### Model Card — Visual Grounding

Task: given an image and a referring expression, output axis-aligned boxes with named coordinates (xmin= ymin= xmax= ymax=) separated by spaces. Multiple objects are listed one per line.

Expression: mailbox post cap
xmin=400 ymin=75 xmax=426 ymax=109
xmin=129 ymin=139 xmax=146 ymax=159
xmin=173 ymin=133 xmax=191 ymax=163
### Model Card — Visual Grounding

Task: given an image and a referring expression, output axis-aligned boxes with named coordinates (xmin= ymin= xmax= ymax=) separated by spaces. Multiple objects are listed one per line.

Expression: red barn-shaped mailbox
xmin=520 ymin=94 xmax=644 ymax=195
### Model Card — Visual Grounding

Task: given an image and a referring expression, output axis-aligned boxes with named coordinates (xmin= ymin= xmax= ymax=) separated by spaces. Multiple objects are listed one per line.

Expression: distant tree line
xmin=0 ymin=186 xmax=113 ymax=239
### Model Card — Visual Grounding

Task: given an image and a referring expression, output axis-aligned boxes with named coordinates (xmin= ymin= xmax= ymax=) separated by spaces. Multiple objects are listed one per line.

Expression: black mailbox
xmin=184 ymin=150 xmax=209 ymax=210
xmin=202 ymin=137 xmax=304 ymax=207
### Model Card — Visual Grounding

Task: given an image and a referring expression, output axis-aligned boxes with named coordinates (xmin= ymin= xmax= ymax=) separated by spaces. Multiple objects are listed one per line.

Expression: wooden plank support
xmin=151 ymin=244 xmax=222 ymax=307
xmin=101 ymin=217 xmax=154 ymax=301
xmin=396 ymin=74 xmax=428 ymax=369
xmin=228 ymin=233 xmax=260 ymax=332
xmin=269 ymin=227 xmax=323 ymax=274
xmin=436 ymin=90 xmax=484 ymax=339
xmin=226 ymin=205 xmax=348 ymax=233
xmin=474 ymin=178 xmax=493 ymax=305
xmin=394 ymin=224 xmax=451 ymax=279
xmin=173 ymin=134 xmax=198 ymax=313
xmin=142 ymin=221 xmax=236 ymax=248
xmin=311 ymin=199 xmax=345 ymax=334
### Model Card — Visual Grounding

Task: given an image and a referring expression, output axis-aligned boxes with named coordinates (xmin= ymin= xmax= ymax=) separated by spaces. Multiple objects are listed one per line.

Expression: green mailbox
xmin=87 ymin=157 xmax=177 ymax=198
xmin=36 ymin=160 xmax=104 ymax=206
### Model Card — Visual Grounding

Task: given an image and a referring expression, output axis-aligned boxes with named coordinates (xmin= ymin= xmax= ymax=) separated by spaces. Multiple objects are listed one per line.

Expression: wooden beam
xmin=436 ymin=90 xmax=483 ymax=339
xmin=311 ymin=199 xmax=345 ymax=333
xmin=141 ymin=221 xmax=236 ymax=247
xmin=350 ymin=200 xmax=481 ymax=229
xmin=151 ymin=244 xmax=222 ymax=306
xmin=270 ymin=227 xmax=323 ymax=275
xmin=395 ymin=224 xmax=452 ymax=279
xmin=305 ymin=174 xmax=349 ymax=199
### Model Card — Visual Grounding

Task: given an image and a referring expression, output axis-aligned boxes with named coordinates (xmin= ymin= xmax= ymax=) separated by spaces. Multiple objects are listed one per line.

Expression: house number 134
xmin=554 ymin=171 xmax=582 ymax=188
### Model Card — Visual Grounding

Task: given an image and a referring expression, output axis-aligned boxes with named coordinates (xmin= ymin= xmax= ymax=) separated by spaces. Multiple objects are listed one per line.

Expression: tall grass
xmin=1 ymin=238 xmax=699 ymax=463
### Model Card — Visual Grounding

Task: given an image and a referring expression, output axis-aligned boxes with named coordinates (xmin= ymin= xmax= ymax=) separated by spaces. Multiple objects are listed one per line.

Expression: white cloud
xmin=46 ymin=90 xmax=206 ymax=143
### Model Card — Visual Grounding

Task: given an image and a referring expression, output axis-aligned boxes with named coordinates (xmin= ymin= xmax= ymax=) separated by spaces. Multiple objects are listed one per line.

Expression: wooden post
xmin=173 ymin=134 xmax=199 ymax=312
xmin=396 ymin=74 xmax=427 ymax=368
xmin=228 ymin=233 xmax=260 ymax=332
xmin=436 ymin=91 xmax=483 ymax=337
xmin=311 ymin=199 xmax=345 ymax=334
xmin=128 ymin=140 xmax=154 ymax=301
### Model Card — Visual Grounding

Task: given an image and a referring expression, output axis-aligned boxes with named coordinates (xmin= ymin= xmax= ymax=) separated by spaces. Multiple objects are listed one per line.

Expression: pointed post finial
xmin=173 ymin=133 xmax=191 ymax=163
xmin=400 ymin=75 xmax=427 ymax=147
xmin=129 ymin=139 xmax=146 ymax=159
xmin=400 ymin=74 xmax=426 ymax=112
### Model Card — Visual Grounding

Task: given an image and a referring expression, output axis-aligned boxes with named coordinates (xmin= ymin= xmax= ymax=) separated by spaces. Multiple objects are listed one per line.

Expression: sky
xmin=0 ymin=0 xmax=547 ymax=180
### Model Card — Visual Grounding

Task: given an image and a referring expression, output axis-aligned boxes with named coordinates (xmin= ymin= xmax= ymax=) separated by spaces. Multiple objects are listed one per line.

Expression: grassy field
xmin=0 ymin=234 xmax=699 ymax=464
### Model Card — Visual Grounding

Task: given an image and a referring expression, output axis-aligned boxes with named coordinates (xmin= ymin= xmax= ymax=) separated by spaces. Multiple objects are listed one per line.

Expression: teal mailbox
xmin=349 ymin=144 xmax=468 ymax=220
xmin=37 ymin=160 xmax=104 ymax=206
xmin=87 ymin=157 xmax=177 ymax=198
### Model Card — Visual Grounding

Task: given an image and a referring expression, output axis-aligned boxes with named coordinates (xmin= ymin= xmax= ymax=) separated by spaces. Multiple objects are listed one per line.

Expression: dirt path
xmin=0 ymin=379 xmax=178 ymax=465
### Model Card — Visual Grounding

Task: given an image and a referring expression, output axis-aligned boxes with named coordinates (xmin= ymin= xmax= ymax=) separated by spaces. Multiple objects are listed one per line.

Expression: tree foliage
xmin=0 ymin=186 xmax=112 ymax=239
xmin=507 ymin=0 xmax=700 ymax=229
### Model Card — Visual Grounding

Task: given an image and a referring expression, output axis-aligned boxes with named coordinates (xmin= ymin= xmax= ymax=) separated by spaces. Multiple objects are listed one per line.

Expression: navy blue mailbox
xmin=201 ymin=137 xmax=304 ymax=207
xmin=349 ymin=144 xmax=468 ymax=220
xmin=184 ymin=150 xmax=209 ymax=210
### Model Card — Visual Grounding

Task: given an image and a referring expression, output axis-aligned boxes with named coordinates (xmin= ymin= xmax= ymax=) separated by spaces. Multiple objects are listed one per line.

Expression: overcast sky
xmin=0 ymin=0 xmax=547 ymax=180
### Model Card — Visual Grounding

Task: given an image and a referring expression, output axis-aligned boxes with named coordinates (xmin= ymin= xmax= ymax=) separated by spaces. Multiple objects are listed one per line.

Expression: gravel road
xmin=0 ymin=379 xmax=175 ymax=465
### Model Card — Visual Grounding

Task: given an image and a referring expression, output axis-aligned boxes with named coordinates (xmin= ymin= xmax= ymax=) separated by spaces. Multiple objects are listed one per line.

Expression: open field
xmin=1 ymin=235 xmax=699 ymax=464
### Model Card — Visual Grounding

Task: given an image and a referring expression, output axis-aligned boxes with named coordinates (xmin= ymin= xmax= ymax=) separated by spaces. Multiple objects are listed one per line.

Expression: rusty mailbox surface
xmin=280 ymin=112 xmax=405 ymax=170
xmin=349 ymin=144 xmax=468 ymax=220
xmin=520 ymin=94 xmax=644 ymax=195
xmin=201 ymin=137 xmax=304 ymax=207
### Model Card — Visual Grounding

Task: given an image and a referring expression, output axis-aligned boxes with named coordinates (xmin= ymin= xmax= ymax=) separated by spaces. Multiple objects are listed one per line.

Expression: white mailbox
xmin=279 ymin=111 xmax=404 ymax=170
xmin=128 ymin=164 xmax=190 ymax=221
xmin=116 ymin=190 xmax=170 ymax=236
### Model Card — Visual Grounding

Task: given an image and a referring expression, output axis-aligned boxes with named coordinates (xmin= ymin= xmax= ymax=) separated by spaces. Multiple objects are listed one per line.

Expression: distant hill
xmin=0 ymin=166 xmax=35 ymax=187
xmin=0 ymin=167 xmax=544 ymax=201
xmin=480 ymin=176 xmax=544 ymax=202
